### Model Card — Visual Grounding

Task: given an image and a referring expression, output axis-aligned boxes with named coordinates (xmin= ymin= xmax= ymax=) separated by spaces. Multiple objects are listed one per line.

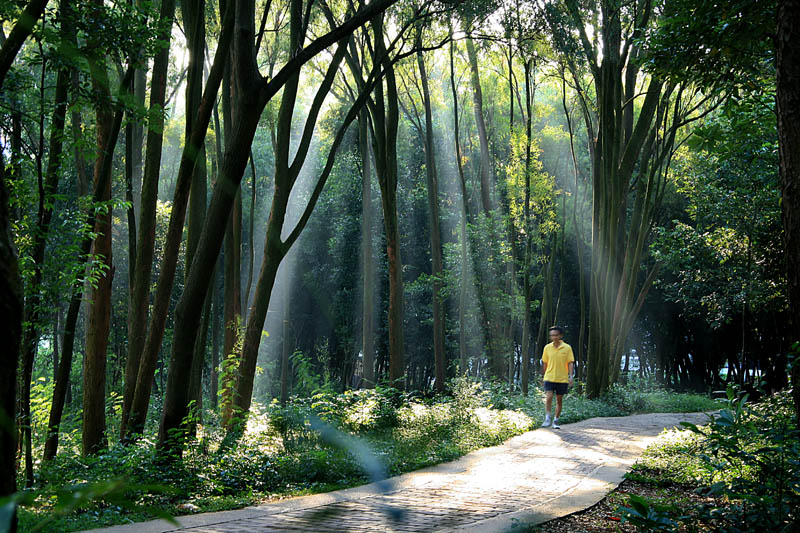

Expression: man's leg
xmin=543 ymin=390 xmax=554 ymax=426
xmin=553 ymin=393 xmax=564 ymax=428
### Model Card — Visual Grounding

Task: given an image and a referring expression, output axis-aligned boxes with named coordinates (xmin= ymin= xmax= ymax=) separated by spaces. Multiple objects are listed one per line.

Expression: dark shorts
xmin=543 ymin=381 xmax=569 ymax=395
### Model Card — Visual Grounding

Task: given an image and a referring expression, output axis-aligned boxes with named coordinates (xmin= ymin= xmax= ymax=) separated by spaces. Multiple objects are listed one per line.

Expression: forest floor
xmin=533 ymin=389 xmax=800 ymax=532
xmin=20 ymin=383 xmax=726 ymax=532
xmin=529 ymin=479 xmax=709 ymax=532
xmin=83 ymin=412 xmax=710 ymax=532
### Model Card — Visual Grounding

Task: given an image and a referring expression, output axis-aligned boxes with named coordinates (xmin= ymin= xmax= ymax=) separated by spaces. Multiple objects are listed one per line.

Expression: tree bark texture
xmin=83 ymin=25 xmax=120 ymax=454
xmin=776 ymin=0 xmax=800 ymax=424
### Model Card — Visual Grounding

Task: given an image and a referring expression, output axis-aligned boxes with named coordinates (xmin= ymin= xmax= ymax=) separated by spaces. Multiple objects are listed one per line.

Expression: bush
xmin=624 ymin=387 xmax=800 ymax=532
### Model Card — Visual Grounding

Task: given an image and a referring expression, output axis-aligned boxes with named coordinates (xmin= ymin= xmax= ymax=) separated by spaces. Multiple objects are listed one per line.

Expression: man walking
xmin=541 ymin=326 xmax=574 ymax=429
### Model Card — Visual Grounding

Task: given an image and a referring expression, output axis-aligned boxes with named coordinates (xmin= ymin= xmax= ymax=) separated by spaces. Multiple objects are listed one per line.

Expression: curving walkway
xmin=87 ymin=412 xmax=710 ymax=533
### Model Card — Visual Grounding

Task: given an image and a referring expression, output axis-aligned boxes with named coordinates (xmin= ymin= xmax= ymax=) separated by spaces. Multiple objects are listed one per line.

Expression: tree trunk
xmin=465 ymin=34 xmax=493 ymax=214
xmin=211 ymin=265 xmax=222 ymax=408
xmin=416 ymin=42 xmax=445 ymax=391
xmin=43 ymin=63 xmax=119 ymax=459
xmin=371 ymin=15 xmax=404 ymax=388
xmin=776 ymin=0 xmax=800 ymax=424
xmin=449 ymin=28 xmax=470 ymax=375
xmin=520 ymin=59 xmax=534 ymax=396
xmin=21 ymin=57 xmax=68 ymax=475
xmin=183 ymin=0 xmax=208 ymax=437
xmin=280 ymin=270 xmax=291 ymax=406
xmin=120 ymin=0 xmax=177 ymax=440
xmin=245 ymin=152 xmax=257 ymax=315
xmin=0 ymin=162 xmax=22 ymax=532
xmin=558 ymin=0 xmax=676 ymax=397
xmin=220 ymin=195 xmax=242 ymax=424
xmin=0 ymin=0 xmax=49 ymax=87
xmin=360 ymin=110 xmax=376 ymax=388
xmin=127 ymin=1 xmax=234 ymax=438
xmin=230 ymin=12 xmax=363 ymax=424
xmin=83 ymin=23 xmax=119 ymax=454
xmin=158 ymin=0 xmax=400 ymax=454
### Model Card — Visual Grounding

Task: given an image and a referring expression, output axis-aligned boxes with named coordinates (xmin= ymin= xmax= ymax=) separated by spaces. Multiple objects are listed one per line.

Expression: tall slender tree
xmin=776 ymin=0 xmax=800 ymax=423
xmin=120 ymin=0 xmax=177 ymax=441
xmin=127 ymin=1 xmax=236 ymax=438
xmin=157 ymin=0 xmax=401 ymax=454
xmin=548 ymin=0 xmax=711 ymax=396
xmin=0 ymin=0 xmax=50 ymax=521
xmin=415 ymin=30 xmax=445 ymax=390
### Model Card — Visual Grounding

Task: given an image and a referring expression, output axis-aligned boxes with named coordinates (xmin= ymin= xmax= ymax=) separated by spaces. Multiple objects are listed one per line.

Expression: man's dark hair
xmin=548 ymin=326 xmax=564 ymax=335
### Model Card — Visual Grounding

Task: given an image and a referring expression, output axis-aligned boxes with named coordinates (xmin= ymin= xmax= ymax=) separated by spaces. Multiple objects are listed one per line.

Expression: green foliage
xmin=642 ymin=0 xmax=775 ymax=93
xmin=618 ymin=493 xmax=683 ymax=531
xmin=652 ymin=94 xmax=783 ymax=330
xmin=311 ymin=386 xmax=403 ymax=432
xmin=626 ymin=388 xmax=799 ymax=531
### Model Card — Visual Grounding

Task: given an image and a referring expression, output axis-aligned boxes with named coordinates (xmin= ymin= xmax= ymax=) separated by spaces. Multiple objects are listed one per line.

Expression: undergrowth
xmin=14 ymin=377 xmax=720 ymax=532
xmin=619 ymin=387 xmax=799 ymax=532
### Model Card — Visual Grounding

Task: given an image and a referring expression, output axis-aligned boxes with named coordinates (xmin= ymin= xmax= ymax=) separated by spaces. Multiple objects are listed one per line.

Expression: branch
xmin=0 ymin=0 xmax=49 ymax=89
xmin=259 ymin=0 xmax=399 ymax=105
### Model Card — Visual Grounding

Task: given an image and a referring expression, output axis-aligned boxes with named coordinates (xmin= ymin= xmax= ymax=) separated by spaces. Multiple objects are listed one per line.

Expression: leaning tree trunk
xmin=183 ymin=0 xmax=209 ymax=436
xmin=777 ymin=0 xmax=800 ymax=424
xmin=127 ymin=2 xmax=235 ymax=439
xmin=231 ymin=20 xmax=372 ymax=425
xmin=465 ymin=33 xmax=493 ymax=214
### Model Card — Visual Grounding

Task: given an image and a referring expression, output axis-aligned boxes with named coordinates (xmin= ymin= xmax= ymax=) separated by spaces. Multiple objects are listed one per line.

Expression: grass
xmin=16 ymin=377 xmax=722 ymax=532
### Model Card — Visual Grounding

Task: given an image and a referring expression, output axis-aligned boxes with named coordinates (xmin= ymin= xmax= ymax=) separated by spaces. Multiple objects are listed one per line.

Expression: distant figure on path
xmin=541 ymin=326 xmax=574 ymax=429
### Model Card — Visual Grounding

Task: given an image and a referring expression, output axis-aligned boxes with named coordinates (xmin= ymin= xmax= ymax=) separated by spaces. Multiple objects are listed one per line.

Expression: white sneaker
xmin=542 ymin=415 xmax=552 ymax=428
xmin=552 ymin=419 xmax=561 ymax=429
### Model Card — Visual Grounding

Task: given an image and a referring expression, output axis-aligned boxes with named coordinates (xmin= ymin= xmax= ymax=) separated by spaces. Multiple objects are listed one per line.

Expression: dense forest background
xmin=1 ymin=0 xmax=799 ymax=517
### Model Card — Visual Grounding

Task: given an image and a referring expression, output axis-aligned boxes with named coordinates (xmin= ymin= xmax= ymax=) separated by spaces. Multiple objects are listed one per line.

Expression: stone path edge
xmin=448 ymin=461 xmax=627 ymax=532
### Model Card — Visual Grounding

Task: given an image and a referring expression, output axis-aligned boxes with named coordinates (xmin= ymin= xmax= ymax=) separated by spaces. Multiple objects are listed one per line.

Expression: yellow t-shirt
xmin=541 ymin=342 xmax=574 ymax=383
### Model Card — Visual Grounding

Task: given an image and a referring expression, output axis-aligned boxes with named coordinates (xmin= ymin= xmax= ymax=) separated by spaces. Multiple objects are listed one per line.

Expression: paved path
xmin=89 ymin=412 xmax=710 ymax=533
